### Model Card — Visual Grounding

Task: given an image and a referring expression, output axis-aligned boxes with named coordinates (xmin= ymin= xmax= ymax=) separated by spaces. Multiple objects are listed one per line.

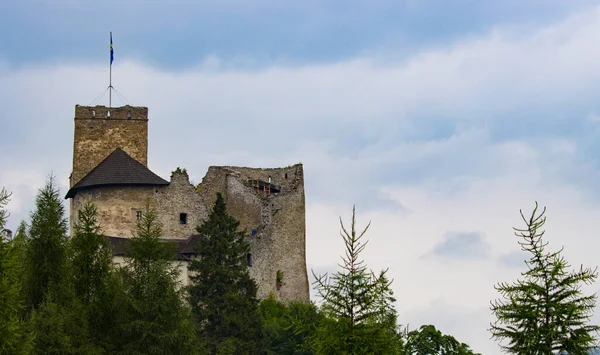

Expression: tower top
xmin=75 ymin=105 xmax=148 ymax=120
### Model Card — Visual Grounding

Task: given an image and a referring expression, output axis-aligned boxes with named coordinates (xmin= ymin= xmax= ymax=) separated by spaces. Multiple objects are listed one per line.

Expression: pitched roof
xmin=108 ymin=235 xmax=201 ymax=261
xmin=65 ymin=148 xmax=169 ymax=199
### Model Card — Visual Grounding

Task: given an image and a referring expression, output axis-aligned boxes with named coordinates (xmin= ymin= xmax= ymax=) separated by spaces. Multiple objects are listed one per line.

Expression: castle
xmin=64 ymin=104 xmax=310 ymax=303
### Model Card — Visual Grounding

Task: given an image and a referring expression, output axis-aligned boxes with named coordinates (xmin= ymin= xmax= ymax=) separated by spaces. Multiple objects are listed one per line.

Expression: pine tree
xmin=24 ymin=174 xmax=69 ymax=310
xmin=118 ymin=200 xmax=198 ymax=355
xmin=490 ymin=202 xmax=600 ymax=354
xmin=0 ymin=188 xmax=33 ymax=354
xmin=311 ymin=206 xmax=400 ymax=354
xmin=187 ymin=192 xmax=263 ymax=354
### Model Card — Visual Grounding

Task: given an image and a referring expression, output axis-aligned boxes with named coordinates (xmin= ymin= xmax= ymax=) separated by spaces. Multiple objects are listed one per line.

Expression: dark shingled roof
xmin=108 ymin=235 xmax=202 ymax=261
xmin=65 ymin=148 xmax=169 ymax=199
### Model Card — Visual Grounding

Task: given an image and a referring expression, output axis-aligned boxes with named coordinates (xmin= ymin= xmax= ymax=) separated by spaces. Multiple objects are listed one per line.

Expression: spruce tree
xmin=0 ymin=188 xmax=33 ymax=354
xmin=187 ymin=192 xmax=263 ymax=354
xmin=311 ymin=206 xmax=401 ymax=354
xmin=118 ymin=200 xmax=197 ymax=355
xmin=24 ymin=174 xmax=69 ymax=310
xmin=69 ymin=201 xmax=122 ymax=350
xmin=490 ymin=202 xmax=599 ymax=354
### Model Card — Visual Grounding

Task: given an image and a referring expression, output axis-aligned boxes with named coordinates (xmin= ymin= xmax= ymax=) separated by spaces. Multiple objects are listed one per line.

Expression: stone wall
xmin=71 ymin=105 xmax=148 ymax=187
xmin=155 ymin=169 xmax=209 ymax=238
xmin=197 ymin=164 xmax=309 ymax=303
xmin=71 ymin=186 xmax=157 ymax=239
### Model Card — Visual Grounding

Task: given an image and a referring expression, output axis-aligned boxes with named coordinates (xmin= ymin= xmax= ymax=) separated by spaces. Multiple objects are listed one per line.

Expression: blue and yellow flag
xmin=110 ymin=32 xmax=114 ymax=65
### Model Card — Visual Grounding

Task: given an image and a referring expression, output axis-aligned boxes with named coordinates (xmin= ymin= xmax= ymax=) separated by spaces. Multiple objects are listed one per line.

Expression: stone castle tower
xmin=65 ymin=104 xmax=309 ymax=303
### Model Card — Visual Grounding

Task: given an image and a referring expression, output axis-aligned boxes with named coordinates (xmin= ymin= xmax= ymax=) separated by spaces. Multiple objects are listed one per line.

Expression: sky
xmin=1 ymin=0 xmax=600 ymax=353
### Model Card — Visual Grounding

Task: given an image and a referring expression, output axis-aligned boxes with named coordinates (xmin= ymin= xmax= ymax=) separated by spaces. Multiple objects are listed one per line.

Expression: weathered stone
xmin=68 ymin=105 xmax=309 ymax=303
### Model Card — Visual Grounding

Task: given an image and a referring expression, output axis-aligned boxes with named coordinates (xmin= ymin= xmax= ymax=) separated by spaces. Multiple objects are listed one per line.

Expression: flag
xmin=110 ymin=32 xmax=114 ymax=65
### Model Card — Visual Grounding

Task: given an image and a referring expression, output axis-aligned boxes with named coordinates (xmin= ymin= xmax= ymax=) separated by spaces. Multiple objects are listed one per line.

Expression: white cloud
xmin=2 ymin=5 xmax=600 ymax=354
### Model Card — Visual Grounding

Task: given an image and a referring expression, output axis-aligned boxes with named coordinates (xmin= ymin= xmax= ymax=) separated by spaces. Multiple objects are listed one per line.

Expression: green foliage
xmin=260 ymin=293 xmax=322 ymax=354
xmin=70 ymin=201 xmax=113 ymax=305
xmin=311 ymin=206 xmax=401 ymax=354
xmin=402 ymin=325 xmax=481 ymax=355
xmin=29 ymin=298 xmax=102 ymax=355
xmin=490 ymin=202 xmax=600 ymax=354
xmin=23 ymin=174 xmax=69 ymax=311
xmin=0 ymin=188 xmax=34 ymax=354
xmin=188 ymin=192 xmax=263 ymax=354
xmin=69 ymin=200 xmax=125 ymax=351
xmin=118 ymin=200 xmax=198 ymax=354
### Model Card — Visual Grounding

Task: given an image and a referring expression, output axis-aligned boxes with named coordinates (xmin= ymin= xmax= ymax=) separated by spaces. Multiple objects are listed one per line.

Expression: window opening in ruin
xmin=127 ymin=110 xmax=132 ymax=119
xmin=106 ymin=110 xmax=110 ymax=118
xmin=247 ymin=253 xmax=253 ymax=266
xmin=268 ymin=176 xmax=272 ymax=183
xmin=136 ymin=211 xmax=142 ymax=220
xmin=285 ymin=173 xmax=287 ymax=179
xmin=180 ymin=213 xmax=187 ymax=225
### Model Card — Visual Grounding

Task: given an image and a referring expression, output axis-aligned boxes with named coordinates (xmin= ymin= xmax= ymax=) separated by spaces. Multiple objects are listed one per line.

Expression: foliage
xmin=490 ymin=202 xmax=600 ymax=354
xmin=260 ymin=293 xmax=323 ymax=354
xmin=0 ymin=188 xmax=34 ymax=354
xmin=311 ymin=206 xmax=401 ymax=354
xmin=187 ymin=192 xmax=263 ymax=354
xmin=29 ymin=298 xmax=102 ymax=355
xmin=402 ymin=324 xmax=481 ymax=355
xmin=23 ymin=174 xmax=69 ymax=311
xmin=117 ymin=200 xmax=198 ymax=354
xmin=69 ymin=200 xmax=125 ymax=351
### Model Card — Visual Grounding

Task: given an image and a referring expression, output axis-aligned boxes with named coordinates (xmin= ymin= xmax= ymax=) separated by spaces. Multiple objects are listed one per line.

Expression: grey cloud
xmin=425 ymin=231 xmax=491 ymax=260
xmin=498 ymin=251 xmax=526 ymax=269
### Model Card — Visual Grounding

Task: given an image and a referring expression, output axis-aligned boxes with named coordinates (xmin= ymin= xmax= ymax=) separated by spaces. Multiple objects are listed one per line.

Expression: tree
xmin=69 ymin=200 xmax=123 ymax=351
xmin=187 ymin=192 xmax=263 ymax=354
xmin=23 ymin=174 xmax=69 ymax=311
xmin=117 ymin=200 xmax=198 ymax=355
xmin=490 ymin=202 xmax=600 ymax=354
xmin=0 ymin=188 xmax=33 ymax=354
xmin=311 ymin=206 xmax=401 ymax=354
xmin=260 ymin=293 xmax=323 ymax=355
xmin=402 ymin=325 xmax=481 ymax=355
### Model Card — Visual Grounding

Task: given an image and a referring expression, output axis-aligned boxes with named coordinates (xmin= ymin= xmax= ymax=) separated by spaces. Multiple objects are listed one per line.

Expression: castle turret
xmin=71 ymin=105 xmax=148 ymax=187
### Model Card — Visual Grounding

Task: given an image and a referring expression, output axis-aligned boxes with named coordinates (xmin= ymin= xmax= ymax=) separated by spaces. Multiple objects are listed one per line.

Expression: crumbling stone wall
xmin=71 ymin=105 xmax=148 ymax=187
xmin=155 ymin=169 xmax=209 ymax=238
xmin=197 ymin=164 xmax=309 ymax=303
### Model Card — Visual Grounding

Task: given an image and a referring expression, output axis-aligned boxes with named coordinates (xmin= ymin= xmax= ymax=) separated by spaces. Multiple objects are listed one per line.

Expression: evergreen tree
xmin=69 ymin=200 xmax=123 ymax=351
xmin=402 ymin=325 xmax=481 ymax=355
xmin=23 ymin=174 xmax=69 ymax=311
xmin=187 ymin=192 xmax=263 ymax=354
xmin=490 ymin=202 xmax=599 ymax=354
xmin=260 ymin=293 xmax=323 ymax=355
xmin=118 ymin=200 xmax=198 ymax=355
xmin=0 ymin=188 xmax=33 ymax=354
xmin=311 ymin=206 xmax=401 ymax=354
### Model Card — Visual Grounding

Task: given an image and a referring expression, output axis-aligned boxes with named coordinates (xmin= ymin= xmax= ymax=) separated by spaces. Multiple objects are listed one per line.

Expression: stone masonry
xmin=67 ymin=105 xmax=309 ymax=303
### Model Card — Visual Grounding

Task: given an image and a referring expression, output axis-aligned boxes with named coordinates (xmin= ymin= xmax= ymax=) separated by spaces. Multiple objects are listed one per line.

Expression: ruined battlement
xmin=75 ymin=105 xmax=148 ymax=120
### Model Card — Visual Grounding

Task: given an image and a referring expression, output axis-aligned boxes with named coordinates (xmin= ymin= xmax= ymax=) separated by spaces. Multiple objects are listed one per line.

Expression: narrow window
xmin=180 ymin=213 xmax=188 ymax=225
xmin=268 ymin=176 xmax=272 ymax=183
xmin=136 ymin=211 xmax=142 ymax=220
xmin=247 ymin=253 xmax=253 ymax=266
xmin=285 ymin=173 xmax=288 ymax=179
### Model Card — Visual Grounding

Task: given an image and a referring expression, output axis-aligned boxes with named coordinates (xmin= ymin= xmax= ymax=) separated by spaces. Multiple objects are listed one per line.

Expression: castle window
xmin=180 ymin=213 xmax=187 ymax=225
xmin=136 ymin=211 xmax=142 ymax=220
xmin=285 ymin=173 xmax=287 ymax=179
xmin=268 ymin=176 xmax=272 ymax=183
xmin=127 ymin=110 xmax=132 ymax=119
xmin=247 ymin=253 xmax=253 ymax=266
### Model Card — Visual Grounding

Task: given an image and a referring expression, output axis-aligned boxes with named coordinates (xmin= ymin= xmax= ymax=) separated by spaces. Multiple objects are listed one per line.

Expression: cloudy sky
xmin=2 ymin=0 xmax=600 ymax=353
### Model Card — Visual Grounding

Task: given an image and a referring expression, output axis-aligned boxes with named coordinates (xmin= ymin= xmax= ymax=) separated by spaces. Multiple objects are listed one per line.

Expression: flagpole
xmin=109 ymin=32 xmax=113 ymax=108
